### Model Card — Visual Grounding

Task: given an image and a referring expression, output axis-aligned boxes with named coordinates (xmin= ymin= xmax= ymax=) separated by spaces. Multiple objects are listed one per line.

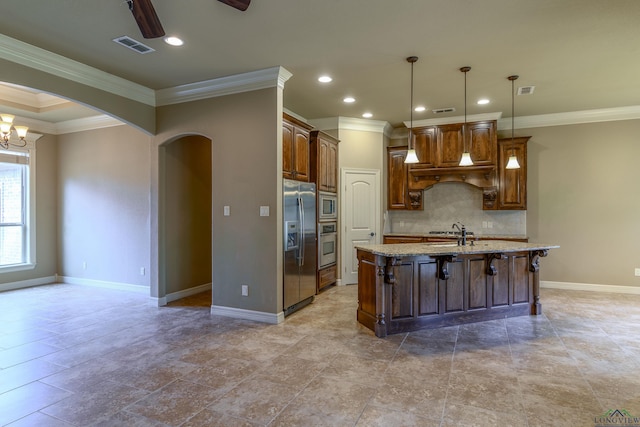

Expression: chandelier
xmin=0 ymin=114 xmax=29 ymax=149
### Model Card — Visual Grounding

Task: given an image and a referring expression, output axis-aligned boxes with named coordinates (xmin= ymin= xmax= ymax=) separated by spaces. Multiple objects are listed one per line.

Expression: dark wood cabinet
xmin=410 ymin=127 xmax=437 ymax=170
xmin=387 ymin=146 xmax=423 ymax=210
xmin=408 ymin=121 xmax=496 ymax=170
xmin=467 ymin=121 xmax=496 ymax=167
xmin=436 ymin=123 xmax=466 ymax=167
xmin=318 ymin=264 xmax=337 ymax=292
xmin=310 ymin=130 xmax=339 ymax=193
xmin=283 ymin=113 xmax=313 ymax=182
xmin=497 ymin=137 xmax=529 ymax=210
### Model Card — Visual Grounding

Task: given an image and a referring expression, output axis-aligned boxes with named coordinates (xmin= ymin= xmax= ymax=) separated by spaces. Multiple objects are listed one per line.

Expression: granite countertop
xmin=384 ymin=232 xmax=529 ymax=240
xmin=356 ymin=240 xmax=559 ymax=257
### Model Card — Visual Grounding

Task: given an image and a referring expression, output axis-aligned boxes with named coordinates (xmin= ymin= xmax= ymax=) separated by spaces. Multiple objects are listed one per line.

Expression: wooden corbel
xmin=486 ymin=253 xmax=503 ymax=276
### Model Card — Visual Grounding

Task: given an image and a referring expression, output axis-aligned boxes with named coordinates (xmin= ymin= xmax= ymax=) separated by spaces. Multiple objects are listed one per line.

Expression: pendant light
xmin=404 ymin=56 xmax=419 ymax=164
xmin=459 ymin=66 xmax=473 ymax=166
xmin=506 ymin=75 xmax=521 ymax=169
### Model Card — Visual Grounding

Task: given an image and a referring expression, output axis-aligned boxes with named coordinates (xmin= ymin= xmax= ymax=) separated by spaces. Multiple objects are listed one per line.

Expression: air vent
xmin=518 ymin=86 xmax=535 ymax=95
xmin=112 ymin=36 xmax=155 ymax=54
xmin=432 ymin=107 xmax=456 ymax=114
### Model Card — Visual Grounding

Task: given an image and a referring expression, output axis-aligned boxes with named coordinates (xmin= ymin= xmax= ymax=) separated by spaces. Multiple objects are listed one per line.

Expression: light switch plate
xmin=635 ymin=268 xmax=640 ymax=277
xmin=223 ymin=206 xmax=230 ymax=216
xmin=260 ymin=206 xmax=269 ymax=217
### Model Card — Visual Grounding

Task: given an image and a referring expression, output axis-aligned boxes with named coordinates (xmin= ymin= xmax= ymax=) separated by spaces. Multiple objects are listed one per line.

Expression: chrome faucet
xmin=452 ymin=222 xmax=467 ymax=246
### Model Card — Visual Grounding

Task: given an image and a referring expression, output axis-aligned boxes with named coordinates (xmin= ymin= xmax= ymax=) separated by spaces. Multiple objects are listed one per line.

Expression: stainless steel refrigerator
xmin=283 ymin=179 xmax=316 ymax=316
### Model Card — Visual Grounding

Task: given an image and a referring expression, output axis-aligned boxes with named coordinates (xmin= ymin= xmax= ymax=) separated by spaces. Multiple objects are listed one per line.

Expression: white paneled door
xmin=341 ymin=168 xmax=380 ymax=285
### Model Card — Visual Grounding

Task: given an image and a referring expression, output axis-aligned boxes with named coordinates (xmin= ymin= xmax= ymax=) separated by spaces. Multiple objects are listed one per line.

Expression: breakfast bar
xmin=356 ymin=241 xmax=559 ymax=337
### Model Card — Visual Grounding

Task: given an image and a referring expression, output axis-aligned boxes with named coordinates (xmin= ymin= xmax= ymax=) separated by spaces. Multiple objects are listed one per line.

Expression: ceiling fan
xmin=127 ymin=0 xmax=251 ymax=39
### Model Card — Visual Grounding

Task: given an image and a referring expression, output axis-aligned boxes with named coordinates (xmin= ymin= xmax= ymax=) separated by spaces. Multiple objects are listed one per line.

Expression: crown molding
xmin=17 ymin=114 xmax=123 ymax=135
xmin=156 ymin=66 xmax=292 ymax=106
xmin=406 ymin=112 xmax=503 ymax=128
xmin=497 ymin=105 xmax=640 ymax=130
xmin=0 ymin=34 xmax=155 ymax=106
xmin=310 ymin=116 xmax=392 ymax=136
xmin=55 ymin=115 xmax=125 ymax=135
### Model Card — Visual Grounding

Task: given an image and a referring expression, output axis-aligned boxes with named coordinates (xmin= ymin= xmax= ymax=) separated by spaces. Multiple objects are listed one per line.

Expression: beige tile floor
xmin=0 ymin=283 xmax=639 ymax=426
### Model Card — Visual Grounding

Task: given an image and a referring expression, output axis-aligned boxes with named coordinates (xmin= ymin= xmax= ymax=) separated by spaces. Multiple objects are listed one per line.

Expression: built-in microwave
xmin=318 ymin=191 xmax=337 ymax=221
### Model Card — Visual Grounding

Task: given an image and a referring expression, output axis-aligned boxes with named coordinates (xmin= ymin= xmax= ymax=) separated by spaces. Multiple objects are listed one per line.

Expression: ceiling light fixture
xmin=318 ymin=76 xmax=332 ymax=83
xmin=0 ymin=114 xmax=28 ymax=149
xmin=506 ymin=75 xmax=521 ymax=169
xmin=404 ymin=56 xmax=419 ymax=164
xmin=477 ymin=99 xmax=490 ymax=105
xmin=458 ymin=66 xmax=473 ymax=166
xmin=362 ymin=112 xmax=373 ymax=118
xmin=414 ymin=106 xmax=426 ymax=112
xmin=343 ymin=96 xmax=355 ymax=103
xmin=164 ymin=36 xmax=184 ymax=46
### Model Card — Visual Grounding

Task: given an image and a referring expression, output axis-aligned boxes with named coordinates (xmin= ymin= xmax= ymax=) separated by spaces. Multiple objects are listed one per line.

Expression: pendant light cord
xmin=509 ymin=75 xmax=519 ymax=156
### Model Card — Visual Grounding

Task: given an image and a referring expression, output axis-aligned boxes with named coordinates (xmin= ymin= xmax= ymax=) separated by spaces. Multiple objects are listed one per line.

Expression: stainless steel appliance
xmin=283 ymin=179 xmax=317 ymax=316
xmin=318 ymin=191 xmax=337 ymax=221
xmin=318 ymin=222 xmax=337 ymax=268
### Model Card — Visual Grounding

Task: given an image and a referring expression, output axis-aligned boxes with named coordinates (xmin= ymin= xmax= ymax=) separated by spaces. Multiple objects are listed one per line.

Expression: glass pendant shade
xmin=405 ymin=148 xmax=419 ymax=164
xmin=506 ymin=155 xmax=520 ymax=169
xmin=459 ymin=152 xmax=473 ymax=166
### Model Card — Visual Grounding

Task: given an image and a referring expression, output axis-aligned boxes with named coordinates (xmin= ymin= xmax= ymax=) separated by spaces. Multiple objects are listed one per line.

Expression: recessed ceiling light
xmin=318 ymin=76 xmax=332 ymax=83
xmin=343 ymin=97 xmax=355 ymax=103
xmin=477 ymin=99 xmax=490 ymax=105
xmin=414 ymin=106 xmax=426 ymax=112
xmin=164 ymin=36 xmax=184 ymax=46
xmin=362 ymin=112 xmax=373 ymax=118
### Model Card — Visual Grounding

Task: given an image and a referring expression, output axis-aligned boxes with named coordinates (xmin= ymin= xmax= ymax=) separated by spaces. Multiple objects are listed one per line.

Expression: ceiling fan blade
xmin=128 ymin=0 xmax=166 ymax=39
xmin=217 ymin=0 xmax=251 ymax=11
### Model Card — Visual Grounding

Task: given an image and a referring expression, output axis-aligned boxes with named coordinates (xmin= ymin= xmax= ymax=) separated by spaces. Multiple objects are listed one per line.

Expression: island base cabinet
xmin=357 ymin=250 xmax=538 ymax=337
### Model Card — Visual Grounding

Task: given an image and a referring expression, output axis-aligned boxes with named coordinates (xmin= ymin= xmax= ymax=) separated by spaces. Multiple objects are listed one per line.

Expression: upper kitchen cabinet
xmin=409 ymin=126 xmax=437 ymax=170
xmin=310 ymin=130 xmax=339 ymax=193
xmin=466 ymin=121 xmax=496 ymax=167
xmin=497 ymin=136 xmax=529 ymax=210
xmin=387 ymin=146 xmax=423 ymax=210
xmin=283 ymin=113 xmax=313 ymax=182
xmin=409 ymin=121 xmax=496 ymax=170
xmin=407 ymin=120 xmax=497 ymax=190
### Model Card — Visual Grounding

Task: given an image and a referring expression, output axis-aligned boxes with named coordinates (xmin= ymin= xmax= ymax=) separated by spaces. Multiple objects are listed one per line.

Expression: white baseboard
xmin=0 ymin=275 xmax=57 ymax=292
xmin=161 ymin=283 xmax=211 ymax=305
xmin=211 ymin=305 xmax=284 ymax=324
xmin=542 ymin=281 xmax=640 ymax=295
xmin=56 ymin=275 xmax=149 ymax=294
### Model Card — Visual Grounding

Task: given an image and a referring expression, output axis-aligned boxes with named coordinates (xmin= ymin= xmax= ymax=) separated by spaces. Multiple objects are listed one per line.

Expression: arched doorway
xmin=158 ymin=134 xmax=212 ymax=303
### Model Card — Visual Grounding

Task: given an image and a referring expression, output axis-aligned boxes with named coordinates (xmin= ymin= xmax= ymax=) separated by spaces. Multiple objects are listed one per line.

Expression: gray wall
xmin=154 ymin=88 xmax=282 ymax=313
xmin=163 ymin=135 xmax=212 ymax=295
xmin=524 ymin=119 xmax=640 ymax=287
xmin=57 ymin=126 xmax=152 ymax=287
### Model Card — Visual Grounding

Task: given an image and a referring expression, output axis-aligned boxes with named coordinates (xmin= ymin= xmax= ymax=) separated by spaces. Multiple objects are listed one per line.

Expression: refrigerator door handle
xmin=298 ymin=196 xmax=305 ymax=266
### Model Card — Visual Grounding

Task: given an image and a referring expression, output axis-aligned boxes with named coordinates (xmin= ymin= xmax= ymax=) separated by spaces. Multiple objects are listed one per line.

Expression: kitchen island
xmin=356 ymin=241 xmax=558 ymax=337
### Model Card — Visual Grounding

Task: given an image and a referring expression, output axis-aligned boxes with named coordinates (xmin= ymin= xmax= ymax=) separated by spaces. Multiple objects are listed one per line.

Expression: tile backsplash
xmin=384 ymin=182 xmax=526 ymax=236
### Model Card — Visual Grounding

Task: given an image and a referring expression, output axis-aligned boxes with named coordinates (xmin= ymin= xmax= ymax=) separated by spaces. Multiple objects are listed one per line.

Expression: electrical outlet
xmin=482 ymin=221 xmax=488 ymax=229
xmin=488 ymin=221 xmax=493 ymax=229
xmin=635 ymin=268 xmax=640 ymax=277
xmin=241 ymin=285 xmax=249 ymax=296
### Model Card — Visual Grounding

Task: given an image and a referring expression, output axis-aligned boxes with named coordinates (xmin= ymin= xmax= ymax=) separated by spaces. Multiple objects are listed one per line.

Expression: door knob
xmin=370 ymin=232 xmax=375 ymax=237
